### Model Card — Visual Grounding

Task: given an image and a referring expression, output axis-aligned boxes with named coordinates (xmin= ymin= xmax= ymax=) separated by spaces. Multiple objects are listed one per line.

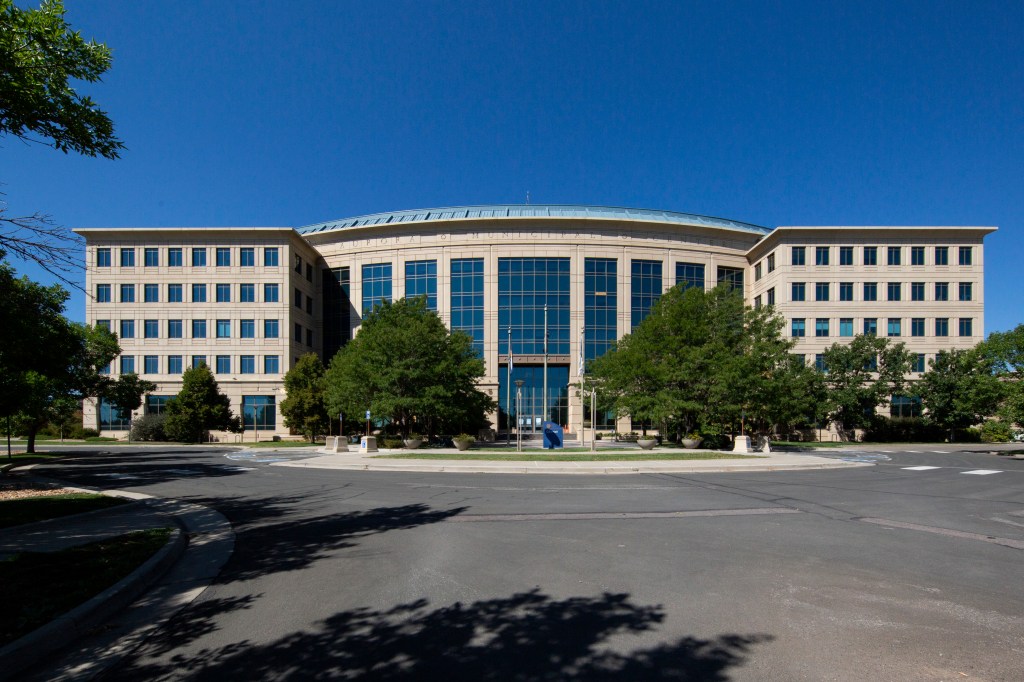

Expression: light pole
xmin=591 ymin=386 xmax=597 ymax=452
xmin=514 ymin=379 xmax=524 ymax=452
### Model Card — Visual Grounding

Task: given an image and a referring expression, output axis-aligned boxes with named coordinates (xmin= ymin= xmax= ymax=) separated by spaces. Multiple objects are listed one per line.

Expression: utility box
xmin=543 ymin=421 xmax=564 ymax=449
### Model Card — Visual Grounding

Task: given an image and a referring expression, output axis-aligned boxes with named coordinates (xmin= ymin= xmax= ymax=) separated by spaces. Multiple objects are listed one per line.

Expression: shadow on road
xmin=115 ymin=589 xmax=772 ymax=680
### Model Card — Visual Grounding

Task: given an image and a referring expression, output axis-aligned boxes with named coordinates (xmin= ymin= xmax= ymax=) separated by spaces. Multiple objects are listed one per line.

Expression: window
xmin=815 ymin=282 xmax=829 ymax=301
xmin=766 ymin=253 xmax=775 ymax=273
xmin=99 ymin=361 xmax=111 ymax=375
xmin=935 ymin=246 xmax=948 ymax=266
xmin=120 ymin=319 xmax=135 ymax=339
xmin=887 ymin=247 xmax=901 ymax=266
xmin=120 ymin=248 xmax=135 ymax=267
xmin=911 ymin=282 xmax=924 ymax=301
xmin=911 ymin=318 xmax=925 ymax=337
xmin=863 ymin=282 xmax=877 ymax=301
xmin=168 ymin=283 xmax=183 ymax=302
xmin=294 ymin=322 xmax=302 ymax=342
xmin=888 ymin=318 xmax=901 ymax=337
xmin=887 ymin=282 xmax=901 ymax=301
xmin=146 ymin=396 xmax=171 ymax=415
xmin=839 ymin=282 xmax=853 ymax=301
xmin=216 ymin=283 xmax=231 ymax=302
xmin=754 ymin=295 xmax=762 ymax=309
xmin=499 ymin=258 xmax=571 ymax=354
xmin=676 ymin=262 xmax=705 ymax=291
xmin=631 ymin=260 xmax=662 ymax=328
xmin=144 ymin=248 xmax=159 ymax=267
xmin=144 ymin=319 xmax=159 ymax=338
xmin=362 ymin=263 xmax=393 ymax=315
xmin=717 ymin=267 xmax=743 ymax=292
xmin=791 ymin=246 xmax=806 ymax=266
xmin=99 ymin=398 xmax=129 ymax=430
xmin=863 ymin=246 xmax=877 ymax=266
xmin=306 ymin=263 xmax=313 ymax=282
xmin=754 ymin=263 xmax=762 ymax=281
xmin=264 ymin=355 xmax=280 ymax=374
xmin=144 ymin=283 xmax=159 ymax=303
xmin=243 ymin=395 xmax=276 ymax=430
xmin=935 ymin=318 xmax=949 ymax=337
xmin=791 ymin=282 xmax=806 ymax=302
xmin=240 ymin=319 xmax=255 ymax=338
xmin=96 ymin=284 xmax=111 ymax=302
xmin=97 ymin=248 xmax=111 ymax=267
xmin=935 ymin=282 xmax=949 ymax=301
xmin=120 ymin=284 xmax=135 ymax=303
xmin=192 ymin=319 xmax=207 ymax=338
xmin=840 ymin=318 xmax=853 ymax=337
xmin=305 ymin=295 xmax=312 ymax=314
xmin=959 ymin=282 xmax=972 ymax=301
xmin=959 ymin=246 xmax=972 ymax=266
xmin=216 ymin=355 xmax=231 ymax=373
xmin=216 ymin=319 xmax=231 ymax=338
xmin=815 ymin=247 xmax=829 ymax=266
xmin=264 ymin=283 xmax=279 ymax=302
xmin=192 ymin=283 xmax=206 ymax=302
xmin=452 ymin=258 xmax=486 ymax=357
xmin=914 ymin=354 xmax=926 ymax=373
xmin=959 ymin=318 xmax=973 ymax=337
xmin=192 ymin=248 xmax=207 ymax=267
xmin=911 ymin=246 xmax=925 ymax=265
xmin=815 ymin=318 xmax=829 ymax=337
xmin=306 ymin=329 xmax=313 ymax=347
xmin=264 ymin=247 xmax=279 ymax=266
xmin=120 ymin=355 xmax=135 ymax=374
xmin=216 ymin=247 xmax=230 ymax=266
xmin=791 ymin=318 xmax=805 ymax=337
xmin=264 ymin=319 xmax=279 ymax=338
xmin=168 ymin=355 xmax=183 ymax=375
xmin=240 ymin=355 xmax=255 ymax=374
xmin=294 ymin=254 xmax=303 ymax=274
xmin=240 ymin=247 xmax=255 ymax=267
xmin=192 ymin=355 xmax=206 ymax=369
xmin=864 ymin=355 xmax=878 ymax=372
xmin=144 ymin=355 xmax=158 ymax=374
xmin=839 ymin=246 xmax=853 ymax=266
xmin=864 ymin=318 xmax=878 ymax=336
xmin=814 ymin=354 xmax=827 ymax=372
xmin=891 ymin=395 xmax=922 ymax=419
xmin=405 ymin=260 xmax=438 ymax=309
xmin=168 ymin=319 xmax=182 ymax=338
xmin=766 ymin=287 xmax=775 ymax=305
xmin=168 ymin=248 xmax=182 ymax=267
xmin=96 ymin=319 xmax=110 ymax=331
xmin=240 ymin=283 xmax=255 ymax=302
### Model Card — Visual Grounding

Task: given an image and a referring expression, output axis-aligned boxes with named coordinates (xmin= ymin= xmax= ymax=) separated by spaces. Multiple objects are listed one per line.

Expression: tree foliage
xmin=917 ymin=348 xmax=1003 ymax=440
xmin=982 ymin=324 xmax=1024 ymax=428
xmin=163 ymin=363 xmax=241 ymax=442
xmin=281 ymin=353 xmax=329 ymax=441
xmin=323 ymin=297 xmax=494 ymax=437
xmin=820 ymin=334 xmax=914 ymax=439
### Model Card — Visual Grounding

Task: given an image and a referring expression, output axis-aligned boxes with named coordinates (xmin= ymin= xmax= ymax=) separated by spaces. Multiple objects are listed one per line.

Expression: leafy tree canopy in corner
xmin=981 ymin=323 xmax=1024 ymax=428
xmin=281 ymin=352 xmax=329 ymax=442
xmin=917 ymin=347 xmax=1003 ymax=440
xmin=324 ymin=297 xmax=495 ymax=438
xmin=164 ymin=363 xmax=241 ymax=442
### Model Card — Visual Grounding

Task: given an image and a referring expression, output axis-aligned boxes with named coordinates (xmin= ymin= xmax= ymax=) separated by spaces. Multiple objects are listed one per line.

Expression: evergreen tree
xmin=164 ymin=363 xmax=241 ymax=442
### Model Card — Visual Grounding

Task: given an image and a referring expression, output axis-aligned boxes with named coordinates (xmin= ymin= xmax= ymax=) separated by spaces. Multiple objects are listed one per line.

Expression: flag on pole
xmin=508 ymin=328 xmax=514 ymax=374
xmin=578 ymin=326 xmax=586 ymax=377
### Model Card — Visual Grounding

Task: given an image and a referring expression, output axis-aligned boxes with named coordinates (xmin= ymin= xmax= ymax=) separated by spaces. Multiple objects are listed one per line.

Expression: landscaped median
xmin=372 ymin=451 xmax=764 ymax=462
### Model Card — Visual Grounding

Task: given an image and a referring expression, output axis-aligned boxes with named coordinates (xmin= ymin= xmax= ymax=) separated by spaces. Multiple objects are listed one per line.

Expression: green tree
xmin=163 ymin=363 xmax=241 ymax=442
xmin=323 ymin=297 xmax=494 ymax=438
xmin=820 ymin=335 xmax=914 ymax=440
xmin=982 ymin=324 xmax=1024 ymax=429
xmin=281 ymin=353 xmax=329 ymax=441
xmin=918 ymin=348 xmax=1003 ymax=440
xmin=105 ymin=373 xmax=157 ymax=441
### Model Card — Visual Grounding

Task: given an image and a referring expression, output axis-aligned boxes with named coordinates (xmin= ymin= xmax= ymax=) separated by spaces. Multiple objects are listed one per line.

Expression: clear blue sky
xmin=4 ymin=0 xmax=1022 ymax=332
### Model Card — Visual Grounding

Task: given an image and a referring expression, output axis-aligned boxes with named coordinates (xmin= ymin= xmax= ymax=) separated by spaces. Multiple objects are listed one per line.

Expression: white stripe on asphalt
xmin=902 ymin=466 xmax=941 ymax=471
xmin=961 ymin=470 xmax=1001 ymax=475
xmin=931 ymin=450 xmax=947 ymax=454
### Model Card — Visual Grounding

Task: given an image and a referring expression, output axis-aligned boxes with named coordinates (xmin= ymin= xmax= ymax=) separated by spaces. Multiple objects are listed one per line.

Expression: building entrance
xmin=498 ymin=365 xmax=569 ymax=436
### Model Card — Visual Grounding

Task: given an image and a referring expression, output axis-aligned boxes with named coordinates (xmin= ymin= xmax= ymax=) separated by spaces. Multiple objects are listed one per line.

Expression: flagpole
xmin=580 ymin=325 xmax=586 ymax=449
xmin=506 ymin=326 xmax=512 ymax=446
xmin=543 ymin=304 xmax=548 ymax=428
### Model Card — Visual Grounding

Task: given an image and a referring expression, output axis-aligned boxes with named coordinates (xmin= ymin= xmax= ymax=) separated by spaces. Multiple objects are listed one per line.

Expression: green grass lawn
xmin=0 ymin=528 xmax=172 ymax=645
xmin=0 ymin=494 xmax=129 ymax=529
xmin=771 ymin=441 xmax=850 ymax=448
xmin=247 ymin=440 xmax=325 ymax=448
xmin=374 ymin=451 xmax=764 ymax=462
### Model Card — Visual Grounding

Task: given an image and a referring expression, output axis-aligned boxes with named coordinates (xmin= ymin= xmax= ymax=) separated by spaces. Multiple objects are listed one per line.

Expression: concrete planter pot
xmin=637 ymin=438 xmax=657 ymax=450
xmin=403 ymin=439 xmax=423 ymax=450
xmin=682 ymin=438 xmax=702 ymax=449
xmin=453 ymin=439 xmax=473 ymax=451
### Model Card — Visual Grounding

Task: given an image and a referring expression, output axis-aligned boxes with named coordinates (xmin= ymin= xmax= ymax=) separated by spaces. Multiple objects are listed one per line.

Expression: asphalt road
xmin=29 ymin=445 xmax=1024 ymax=681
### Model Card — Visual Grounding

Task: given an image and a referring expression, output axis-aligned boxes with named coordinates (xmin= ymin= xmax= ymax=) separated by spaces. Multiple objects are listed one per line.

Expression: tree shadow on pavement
xmin=114 ymin=589 xmax=772 ymax=681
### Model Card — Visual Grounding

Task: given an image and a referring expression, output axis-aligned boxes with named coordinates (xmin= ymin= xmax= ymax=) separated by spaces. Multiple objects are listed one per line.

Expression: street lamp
xmin=514 ymin=379 xmax=525 ymax=452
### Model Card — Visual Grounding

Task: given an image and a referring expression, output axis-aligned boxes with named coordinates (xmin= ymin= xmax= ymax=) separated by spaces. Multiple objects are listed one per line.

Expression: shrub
xmin=453 ymin=433 xmax=475 ymax=445
xmin=78 ymin=427 xmax=100 ymax=439
xmin=979 ymin=420 xmax=1013 ymax=443
xmin=131 ymin=413 xmax=168 ymax=442
xmin=863 ymin=417 xmax=945 ymax=443
xmin=381 ymin=437 xmax=405 ymax=449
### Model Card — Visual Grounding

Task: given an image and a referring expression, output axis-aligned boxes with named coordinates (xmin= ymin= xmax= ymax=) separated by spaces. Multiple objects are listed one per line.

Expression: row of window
xmin=97 ymin=318 xmax=283 ymax=339
xmin=796 ymin=354 xmax=934 ymax=375
xmin=790 ymin=317 xmax=974 ymax=338
xmin=782 ymin=281 xmax=974 ymax=303
xmin=99 ymin=395 xmax=276 ymax=431
xmin=756 ymin=245 xmax=973 ymax=279
xmin=95 ymin=282 xmax=284 ymax=304
xmin=108 ymin=354 xmax=281 ymax=376
xmin=97 ymin=246 xmax=281 ymax=268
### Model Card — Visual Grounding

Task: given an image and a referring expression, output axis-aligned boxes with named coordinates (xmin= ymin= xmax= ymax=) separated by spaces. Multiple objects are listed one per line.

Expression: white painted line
xmin=961 ymin=470 xmax=1001 ymax=476
xmin=902 ymin=466 xmax=941 ymax=471
xmin=880 ymin=450 xmax=896 ymax=453
xmin=931 ymin=450 xmax=947 ymax=454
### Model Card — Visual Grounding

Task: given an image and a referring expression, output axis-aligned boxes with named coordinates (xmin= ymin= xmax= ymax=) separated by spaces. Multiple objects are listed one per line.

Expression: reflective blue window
xmin=168 ymin=355 xmax=183 ymax=375
xmin=144 ymin=248 xmax=159 ymax=267
xmin=143 ymin=355 xmax=158 ymax=374
xmin=192 ymin=355 xmax=206 ymax=369
xmin=264 ymin=319 xmax=279 ymax=338
xmin=498 ymin=258 xmax=570 ymax=355
xmin=167 ymin=319 xmax=182 ymax=338
xmin=450 ymin=258 xmax=484 ymax=356
xmin=498 ymin=366 xmax=570 ymax=433
xmin=120 ymin=355 xmax=135 ymax=374
xmin=192 ymin=248 xmax=206 ymax=267
xmin=96 ymin=248 xmax=111 ymax=267
xmin=263 ymin=283 xmax=279 ymax=302
xmin=243 ymin=395 xmax=276 ymax=431
xmin=264 ymin=247 xmax=279 ymax=267
xmin=631 ymin=260 xmax=662 ymax=330
xmin=264 ymin=355 xmax=280 ymax=374
xmin=216 ymin=248 xmax=231 ymax=267
xmin=240 ymin=283 xmax=255 ymax=302
xmin=216 ymin=355 xmax=231 ymax=373
xmin=362 ymin=263 xmax=392 ymax=315
xmin=405 ymin=260 xmax=437 ymax=310
xmin=675 ymin=262 xmax=704 ymax=291
xmin=144 ymin=319 xmax=159 ymax=338
xmin=120 ymin=284 xmax=135 ymax=303
xmin=168 ymin=284 xmax=182 ymax=302
xmin=168 ymin=248 xmax=182 ymax=267
xmin=216 ymin=319 xmax=230 ymax=338
xmin=585 ymin=258 xmax=617 ymax=364
xmin=96 ymin=284 xmax=111 ymax=302
xmin=99 ymin=398 xmax=129 ymax=430
xmin=144 ymin=283 xmax=159 ymax=302
xmin=192 ymin=283 xmax=206 ymax=302
xmin=120 ymin=248 xmax=135 ymax=267
xmin=216 ymin=283 xmax=230 ymax=302
xmin=120 ymin=319 xmax=134 ymax=339
xmin=240 ymin=319 xmax=255 ymax=338
xmin=240 ymin=247 xmax=255 ymax=267
xmin=192 ymin=319 xmax=206 ymax=338
xmin=240 ymin=355 xmax=255 ymax=374
xmin=717 ymin=266 xmax=744 ymax=292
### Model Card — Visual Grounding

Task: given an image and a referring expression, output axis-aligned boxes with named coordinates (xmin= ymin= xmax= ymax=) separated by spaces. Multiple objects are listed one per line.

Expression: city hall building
xmin=76 ymin=205 xmax=994 ymax=439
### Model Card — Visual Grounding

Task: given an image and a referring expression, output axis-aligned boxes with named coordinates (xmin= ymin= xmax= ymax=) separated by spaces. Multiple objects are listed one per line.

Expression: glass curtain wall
xmin=450 ymin=258 xmax=484 ymax=357
xmin=361 ymin=263 xmax=392 ymax=316
xmin=322 ymin=267 xmax=351 ymax=364
xmin=242 ymin=396 xmax=277 ymax=431
xmin=631 ymin=260 xmax=662 ymax=329
xmin=584 ymin=258 xmax=617 ymax=429
xmin=499 ymin=366 xmax=570 ymax=433
xmin=404 ymin=260 xmax=437 ymax=310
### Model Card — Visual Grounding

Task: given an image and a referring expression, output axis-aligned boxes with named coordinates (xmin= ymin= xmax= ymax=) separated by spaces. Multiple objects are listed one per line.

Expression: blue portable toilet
xmin=543 ymin=421 xmax=564 ymax=449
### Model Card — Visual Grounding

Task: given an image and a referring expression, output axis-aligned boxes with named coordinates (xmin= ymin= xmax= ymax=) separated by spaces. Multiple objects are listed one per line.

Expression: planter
xmin=453 ymin=439 xmax=473 ymax=451
xmin=682 ymin=438 xmax=702 ymax=449
xmin=637 ymin=438 xmax=657 ymax=450
xmin=403 ymin=439 xmax=423 ymax=450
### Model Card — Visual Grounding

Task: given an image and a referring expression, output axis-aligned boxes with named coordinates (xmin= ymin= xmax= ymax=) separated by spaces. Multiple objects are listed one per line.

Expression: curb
xmin=0 ymin=522 xmax=187 ymax=681
xmin=274 ymin=459 xmax=870 ymax=475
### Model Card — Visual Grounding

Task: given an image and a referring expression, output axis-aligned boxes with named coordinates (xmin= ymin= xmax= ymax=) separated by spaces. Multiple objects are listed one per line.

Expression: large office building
xmin=76 ymin=205 xmax=994 ymax=438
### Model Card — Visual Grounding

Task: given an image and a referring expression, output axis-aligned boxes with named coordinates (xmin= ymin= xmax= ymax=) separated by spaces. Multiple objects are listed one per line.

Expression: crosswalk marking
xmin=961 ymin=470 xmax=1001 ymax=476
xmin=902 ymin=466 xmax=941 ymax=471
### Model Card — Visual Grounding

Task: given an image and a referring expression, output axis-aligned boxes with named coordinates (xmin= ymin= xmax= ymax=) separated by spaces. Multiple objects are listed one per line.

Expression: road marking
xmin=861 ymin=518 xmax=1024 ymax=550
xmin=902 ymin=466 xmax=941 ymax=471
xmin=961 ymin=470 xmax=1001 ymax=475
xmin=931 ymin=450 xmax=947 ymax=454
xmin=447 ymin=508 xmax=804 ymax=523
